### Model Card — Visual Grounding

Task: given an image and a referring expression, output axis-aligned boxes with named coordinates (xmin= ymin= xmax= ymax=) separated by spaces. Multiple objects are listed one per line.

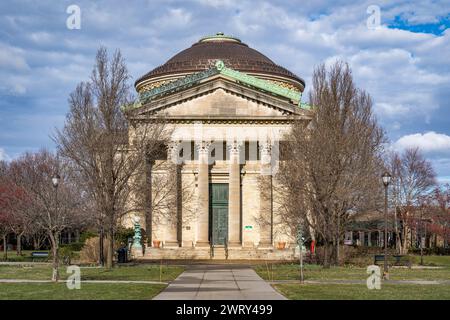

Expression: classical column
xmin=259 ymin=140 xmax=273 ymax=247
xmin=196 ymin=141 xmax=211 ymax=247
xmin=165 ymin=141 xmax=181 ymax=247
xmin=228 ymin=141 xmax=242 ymax=246
xmin=145 ymin=155 xmax=154 ymax=246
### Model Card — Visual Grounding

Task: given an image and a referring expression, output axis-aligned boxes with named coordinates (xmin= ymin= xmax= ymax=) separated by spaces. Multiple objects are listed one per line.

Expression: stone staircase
xmin=211 ymin=245 xmax=227 ymax=259
xmin=139 ymin=245 xmax=303 ymax=261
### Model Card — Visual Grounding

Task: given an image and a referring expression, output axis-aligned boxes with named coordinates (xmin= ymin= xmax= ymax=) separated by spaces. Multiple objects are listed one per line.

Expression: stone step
xmin=211 ymin=248 xmax=227 ymax=259
xmin=137 ymin=246 xmax=302 ymax=260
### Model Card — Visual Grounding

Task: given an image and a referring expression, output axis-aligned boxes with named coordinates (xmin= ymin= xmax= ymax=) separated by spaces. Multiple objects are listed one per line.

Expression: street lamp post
xmin=52 ymin=174 xmax=60 ymax=210
xmin=52 ymin=174 xmax=60 ymax=236
xmin=420 ymin=204 xmax=424 ymax=266
xmin=382 ymin=172 xmax=391 ymax=279
xmin=51 ymin=174 xmax=60 ymax=282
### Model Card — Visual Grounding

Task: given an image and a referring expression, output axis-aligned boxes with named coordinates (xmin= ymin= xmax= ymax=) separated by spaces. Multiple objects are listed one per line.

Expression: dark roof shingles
xmin=136 ymin=40 xmax=304 ymax=87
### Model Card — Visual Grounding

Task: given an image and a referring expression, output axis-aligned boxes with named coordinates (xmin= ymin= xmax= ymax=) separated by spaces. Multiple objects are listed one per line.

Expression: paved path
xmin=0 ymin=262 xmax=50 ymax=266
xmin=153 ymin=264 xmax=287 ymax=300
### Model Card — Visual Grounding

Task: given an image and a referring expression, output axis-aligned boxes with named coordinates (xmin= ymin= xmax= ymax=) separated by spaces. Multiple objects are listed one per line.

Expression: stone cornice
xmin=128 ymin=115 xmax=308 ymax=125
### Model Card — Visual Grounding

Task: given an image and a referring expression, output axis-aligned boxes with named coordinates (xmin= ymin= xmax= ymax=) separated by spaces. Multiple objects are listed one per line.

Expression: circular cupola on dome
xmin=135 ymin=33 xmax=305 ymax=94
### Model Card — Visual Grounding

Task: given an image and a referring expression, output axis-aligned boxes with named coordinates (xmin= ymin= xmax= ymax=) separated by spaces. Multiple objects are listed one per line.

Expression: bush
xmin=115 ymin=226 xmax=134 ymax=246
xmin=115 ymin=226 xmax=147 ymax=248
xmin=61 ymin=242 xmax=84 ymax=252
xmin=79 ymin=230 xmax=97 ymax=244
xmin=78 ymin=236 xmax=116 ymax=264
xmin=58 ymin=245 xmax=79 ymax=265
xmin=408 ymin=247 xmax=450 ymax=255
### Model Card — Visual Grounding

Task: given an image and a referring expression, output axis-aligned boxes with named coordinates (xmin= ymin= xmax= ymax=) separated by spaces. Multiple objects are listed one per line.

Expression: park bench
xmin=374 ymin=254 xmax=411 ymax=268
xmin=392 ymin=255 xmax=412 ymax=268
xmin=31 ymin=252 xmax=49 ymax=262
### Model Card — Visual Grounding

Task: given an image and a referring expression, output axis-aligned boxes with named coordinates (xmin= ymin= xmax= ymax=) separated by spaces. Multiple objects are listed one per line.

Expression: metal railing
xmin=225 ymin=236 xmax=229 ymax=260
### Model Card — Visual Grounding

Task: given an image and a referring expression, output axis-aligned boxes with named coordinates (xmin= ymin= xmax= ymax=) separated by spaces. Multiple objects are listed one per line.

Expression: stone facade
xmin=124 ymin=34 xmax=312 ymax=260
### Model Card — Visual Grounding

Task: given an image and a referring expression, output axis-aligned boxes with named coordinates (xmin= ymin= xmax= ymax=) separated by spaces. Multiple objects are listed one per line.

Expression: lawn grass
xmin=0 ymin=282 xmax=166 ymax=300
xmin=274 ymin=283 xmax=450 ymax=300
xmin=0 ymin=250 xmax=50 ymax=262
xmin=408 ymin=255 xmax=450 ymax=267
xmin=254 ymin=258 xmax=450 ymax=282
xmin=348 ymin=254 xmax=450 ymax=267
xmin=0 ymin=264 xmax=184 ymax=281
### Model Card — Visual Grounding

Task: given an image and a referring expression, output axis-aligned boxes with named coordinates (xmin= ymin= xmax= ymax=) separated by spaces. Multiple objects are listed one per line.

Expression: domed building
xmin=126 ymin=33 xmax=312 ymax=260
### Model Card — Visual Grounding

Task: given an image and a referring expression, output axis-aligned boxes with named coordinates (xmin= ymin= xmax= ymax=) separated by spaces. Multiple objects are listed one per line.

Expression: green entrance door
xmin=209 ymin=183 xmax=229 ymax=245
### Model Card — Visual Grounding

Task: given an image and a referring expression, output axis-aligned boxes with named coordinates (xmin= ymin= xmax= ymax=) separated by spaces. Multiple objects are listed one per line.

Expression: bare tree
xmin=1 ymin=161 xmax=49 ymax=256
xmin=8 ymin=150 xmax=87 ymax=281
xmin=0 ymin=161 xmax=13 ymax=259
xmin=0 ymin=161 xmax=28 ymax=259
xmin=0 ymin=212 xmax=11 ymax=260
xmin=389 ymin=147 xmax=436 ymax=254
xmin=277 ymin=61 xmax=385 ymax=267
xmin=429 ymin=184 xmax=450 ymax=249
xmin=55 ymin=47 xmax=168 ymax=268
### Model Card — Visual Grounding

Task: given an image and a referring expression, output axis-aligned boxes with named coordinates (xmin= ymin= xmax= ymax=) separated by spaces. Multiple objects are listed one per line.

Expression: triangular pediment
xmin=159 ymin=88 xmax=286 ymax=117
xmin=127 ymin=75 xmax=311 ymax=121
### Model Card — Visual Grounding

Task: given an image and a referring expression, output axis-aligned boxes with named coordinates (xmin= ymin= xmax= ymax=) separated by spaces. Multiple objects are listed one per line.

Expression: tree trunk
xmin=394 ymin=207 xmax=401 ymax=254
xmin=332 ymin=238 xmax=338 ymax=266
xmin=3 ymin=235 xmax=7 ymax=260
xmin=16 ymin=232 xmax=24 ymax=256
xmin=49 ymin=232 xmax=60 ymax=282
xmin=323 ymin=241 xmax=332 ymax=268
xmin=401 ymin=225 xmax=409 ymax=254
xmin=106 ymin=227 xmax=114 ymax=269
xmin=99 ymin=226 xmax=104 ymax=266
xmin=399 ymin=224 xmax=408 ymax=255
xmin=33 ymin=237 xmax=38 ymax=250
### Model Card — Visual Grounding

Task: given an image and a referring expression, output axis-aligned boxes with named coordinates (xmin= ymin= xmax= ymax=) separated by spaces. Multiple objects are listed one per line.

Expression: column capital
xmin=260 ymin=140 xmax=272 ymax=156
xmin=227 ymin=140 xmax=243 ymax=155
xmin=167 ymin=140 xmax=181 ymax=164
xmin=195 ymin=140 xmax=212 ymax=154
xmin=260 ymin=140 xmax=272 ymax=167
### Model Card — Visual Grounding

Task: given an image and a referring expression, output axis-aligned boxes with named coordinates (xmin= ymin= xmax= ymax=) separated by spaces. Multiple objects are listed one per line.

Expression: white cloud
xmin=28 ymin=32 xmax=53 ymax=44
xmin=437 ymin=176 xmax=450 ymax=184
xmin=0 ymin=148 xmax=11 ymax=161
xmin=11 ymin=83 xmax=26 ymax=95
xmin=0 ymin=44 xmax=29 ymax=70
xmin=0 ymin=0 xmax=449 ymax=179
xmin=374 ymin=102 xmax=411 ymax=117
xmin=194 ymin=0 xmax=238 ymax=8
xmin=154 ymin=8 xmax=192 ymax=28
xmin=394 ymin=131 xmax=450 ymax=153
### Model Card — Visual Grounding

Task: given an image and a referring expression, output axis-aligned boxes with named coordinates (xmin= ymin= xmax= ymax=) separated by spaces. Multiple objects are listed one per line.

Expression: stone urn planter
xmin=276 ymin=241 xmax=286 ymax=250
xmin=152 ymin=240 xmax=161 ymax=248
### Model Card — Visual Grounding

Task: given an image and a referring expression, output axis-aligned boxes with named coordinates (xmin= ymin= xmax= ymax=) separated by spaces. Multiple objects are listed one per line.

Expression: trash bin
xmin=117 ymin=247 xmax=127 ymax=263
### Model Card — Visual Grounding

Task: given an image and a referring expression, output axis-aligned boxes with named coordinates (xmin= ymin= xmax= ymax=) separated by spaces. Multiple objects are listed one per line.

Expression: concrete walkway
xmin=153 ymin=264 xmax=287 ymax=300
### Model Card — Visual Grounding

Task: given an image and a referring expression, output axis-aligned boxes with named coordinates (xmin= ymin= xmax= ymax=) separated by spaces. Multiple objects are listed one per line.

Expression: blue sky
xmin=1 ymin=0 xmax=449 ymax=183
